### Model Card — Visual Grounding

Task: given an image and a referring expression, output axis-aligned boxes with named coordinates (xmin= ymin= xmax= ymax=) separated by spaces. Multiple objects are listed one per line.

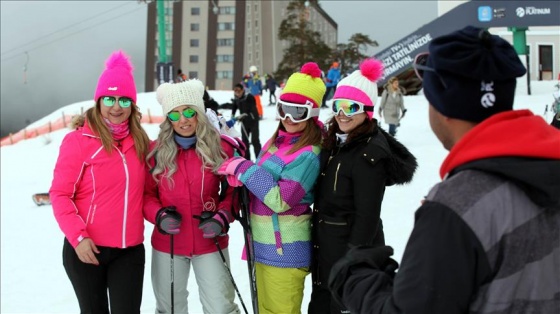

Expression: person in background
xmin=176 ymin=68 xmax=187 ymax=83
xmin=321 ymin=62 xmax=341 ymax=108
xmin=308 ymin=58 xmax=417 ymax=314
xmin=232 ymin=82 xmax=261 ymax=160
xmin=246 ymin=65 xmax=264 ymax=119
xmin=264 ymin=73 xmax=278 ymax=106
xmin=203 ymin=89 xmax=219 ymax=113
xmin=329 ymin=25 xmax=560 ymax=314
xmin=143 ymin=79 xmax=240 ymax=314
xmin=217 ymin=62 xmax=326 ymax=314
xmin=50 ymin=50 xmax=150 ymax=313
xmin=378 ymin=76 xmax=406 ymax=136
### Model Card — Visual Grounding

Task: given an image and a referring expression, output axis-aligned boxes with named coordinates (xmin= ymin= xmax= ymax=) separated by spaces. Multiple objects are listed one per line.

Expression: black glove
xmin=329 ymin=245 xmax=398 ymax=306
xmin=156 ymin=206 xmax=182 ymax=235
xmin=195 ymin=210 xmax=232 ymax=239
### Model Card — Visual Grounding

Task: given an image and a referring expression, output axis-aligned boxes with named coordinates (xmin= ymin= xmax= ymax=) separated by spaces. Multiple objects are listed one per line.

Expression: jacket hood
xmin=343 ymin=128 xmax=417 ymax=186
xmin=444 ymin=110 xmax=560 ymax=208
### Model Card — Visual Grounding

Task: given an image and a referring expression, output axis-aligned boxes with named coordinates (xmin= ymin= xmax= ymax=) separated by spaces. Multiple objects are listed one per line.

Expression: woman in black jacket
xmin=308 ymin=58 xmax=417 ymax=314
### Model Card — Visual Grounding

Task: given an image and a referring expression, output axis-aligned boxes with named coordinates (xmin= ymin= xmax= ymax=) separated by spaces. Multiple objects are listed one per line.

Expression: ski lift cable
xmin=1 ymin=2 xmax=137 ymax=61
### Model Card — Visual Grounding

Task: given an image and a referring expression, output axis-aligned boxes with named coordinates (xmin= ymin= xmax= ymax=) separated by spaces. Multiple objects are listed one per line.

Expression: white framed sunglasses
xmin=276 ymin=99 xmax=320 ymax=123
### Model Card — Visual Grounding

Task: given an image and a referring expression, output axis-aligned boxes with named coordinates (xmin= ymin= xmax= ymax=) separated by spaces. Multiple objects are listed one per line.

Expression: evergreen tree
xmin=332 ymin=33 xmax=379 ymax=74
xmin=275 ymin=0 xmax=332 ymax=82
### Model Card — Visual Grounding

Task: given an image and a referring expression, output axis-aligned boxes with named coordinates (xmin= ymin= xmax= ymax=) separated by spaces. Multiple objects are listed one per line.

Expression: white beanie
xmin=333 ymin=58 xmax=384 ymax=120
xmin=156 ymin=79 xmax=205 ymax=115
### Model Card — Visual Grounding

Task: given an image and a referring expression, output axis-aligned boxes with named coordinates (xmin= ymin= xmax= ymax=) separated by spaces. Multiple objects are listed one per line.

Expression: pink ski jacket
xmin=50 ymin=122 xmax=146 ymax=248
xmin=143 ymin=139 xmax=237 ymax=257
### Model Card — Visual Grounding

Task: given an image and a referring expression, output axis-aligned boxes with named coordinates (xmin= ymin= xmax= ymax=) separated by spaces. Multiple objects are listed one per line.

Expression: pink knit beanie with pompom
xmin=94 ymin=50 xmax=137 ymax=103
xmin=332 ymin=58 xmax=384 ymax=120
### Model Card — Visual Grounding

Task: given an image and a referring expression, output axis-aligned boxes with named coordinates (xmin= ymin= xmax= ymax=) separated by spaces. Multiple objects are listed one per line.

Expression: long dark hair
xmin=267 ymin=119 xmax=323 ymax=154
xmin=322 ymin=116 xmax=378 ymax=151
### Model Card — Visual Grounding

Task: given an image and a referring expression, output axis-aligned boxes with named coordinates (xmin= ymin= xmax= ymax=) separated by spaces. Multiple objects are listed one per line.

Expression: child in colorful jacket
xmin=218 ymin=62 xmax=326 ymax=314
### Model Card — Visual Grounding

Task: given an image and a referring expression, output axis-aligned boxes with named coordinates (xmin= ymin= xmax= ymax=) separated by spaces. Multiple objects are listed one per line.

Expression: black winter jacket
xmin=231 ymin=93 xmax=259 ymax=126
xmin=311 ymin=127 xmax=417 ymax=288
xmin=328 ymin=111 xmax=560 ymax=314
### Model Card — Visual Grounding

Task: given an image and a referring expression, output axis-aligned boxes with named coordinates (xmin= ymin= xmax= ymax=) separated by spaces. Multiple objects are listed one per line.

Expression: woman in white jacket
xmin=378 ymin=77 xmax=406 ymax=136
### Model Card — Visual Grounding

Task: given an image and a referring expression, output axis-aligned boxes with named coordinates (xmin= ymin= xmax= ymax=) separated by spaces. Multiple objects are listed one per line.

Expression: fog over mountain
xmin=0 ymin=1 xmax=435 ymax=137
xmin=0 ymin=1 xmax=147 ymax=137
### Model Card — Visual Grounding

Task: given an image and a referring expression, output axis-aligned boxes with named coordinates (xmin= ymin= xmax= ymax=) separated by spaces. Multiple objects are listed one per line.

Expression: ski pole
xmin=214 ymin=238 xmax=249 ymax=314
xmin=239 ymin=187 xmax=259 ymax=314
xmin=239 ymin=123 xmax=253 ymax=147
xmin=170 ymin=234 xmax=175 ymax=314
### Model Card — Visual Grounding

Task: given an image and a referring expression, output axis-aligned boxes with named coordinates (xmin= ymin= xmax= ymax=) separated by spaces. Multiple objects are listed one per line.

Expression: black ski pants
xmin=241 ymin=121 xmax=261 ymax=160
xmin=63 ymin=238 xmax=145 ymax=314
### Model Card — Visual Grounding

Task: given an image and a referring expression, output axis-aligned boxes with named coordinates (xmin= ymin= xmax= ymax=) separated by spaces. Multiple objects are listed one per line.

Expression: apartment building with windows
xmin=145 ymin=0 xmax=337 ymax=91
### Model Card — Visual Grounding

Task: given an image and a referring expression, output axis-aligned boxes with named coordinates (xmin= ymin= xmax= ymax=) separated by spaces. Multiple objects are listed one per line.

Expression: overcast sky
xmin=320 ymin=1 xmax=437 ymax=54
xmin=0 ymin=1 xmax=436 ymax=137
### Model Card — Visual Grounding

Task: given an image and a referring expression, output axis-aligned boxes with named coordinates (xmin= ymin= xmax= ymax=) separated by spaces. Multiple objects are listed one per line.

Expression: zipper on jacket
xmin=116 ymin=149 xmax=130 ymax=248
xmin=334 ymin=162 xmax=341 ymax=192
xmin=323 ymin=220 xmax=347 ymax=226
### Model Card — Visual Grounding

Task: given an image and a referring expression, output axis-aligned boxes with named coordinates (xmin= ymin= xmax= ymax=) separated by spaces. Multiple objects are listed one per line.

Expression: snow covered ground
xmin=1 ymin=81 xmax=556 ymax=313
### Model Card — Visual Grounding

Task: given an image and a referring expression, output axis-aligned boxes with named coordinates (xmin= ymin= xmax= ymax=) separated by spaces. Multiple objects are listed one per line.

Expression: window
xmin=216 ymin=55 xmax=234 ymax=63
xmin=188 ymin=71 xmax=198 ymax=79
xmin=190 ymin=39 xmax=199 ymax=47
xmin=189 ymin=55 xmax=199 ymax=63
xmin=248 ymin=52 xmax=252 ymax=61
xmin=219 ymin=6 xmax=235 ymax=14
xmin=255 ymin=20 xmax=258 ymax=27
xmin=217 ymin=38 xmax=234 ymax=46
xmin=191 ymin=7 xmax=200 ymax=15
xmin=247 ymin=21 xmax=251 ymax=30
xmin=255 ymin=35 xmax=259 ymax=43
xmin=191 ymin=23 xmax=200 ymax=31
xmin=216 ymin=71 xmax=234 ymax=79
xmin=218 ymin=22 xmax=235 ymax=31
xmin=247 ymin=37 xmax=251 ymax=44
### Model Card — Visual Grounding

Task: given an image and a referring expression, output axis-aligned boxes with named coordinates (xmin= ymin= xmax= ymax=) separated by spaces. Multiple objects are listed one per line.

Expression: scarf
xmin=104 ymin=118 xmax=130 ymax=141
xmin=174 ymin=133 xmax=197 ymax=149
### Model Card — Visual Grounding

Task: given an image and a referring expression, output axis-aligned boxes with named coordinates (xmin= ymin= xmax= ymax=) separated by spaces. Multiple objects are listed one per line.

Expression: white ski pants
xmin=151 ymin=248 xmax=240 ymax=314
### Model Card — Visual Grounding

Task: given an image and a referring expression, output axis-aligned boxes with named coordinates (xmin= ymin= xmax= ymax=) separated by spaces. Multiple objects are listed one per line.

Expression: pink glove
xmin=226 ymin=175 xmax=243 ymax=187
xmin=198 ymin=209 xmax=232 ymax=239
xmin=217 ymin=157 xmax=246 ymax=176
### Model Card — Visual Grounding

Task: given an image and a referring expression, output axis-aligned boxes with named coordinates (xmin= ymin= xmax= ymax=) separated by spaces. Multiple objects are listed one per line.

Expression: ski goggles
xmin=332 ymin=99 xmax=372 ymax=117
xmin=167 ymin=108 xmax=197 ymax=122
xmin=412 ymin=52 xmax=448 ymax=89
xmin=101 ymin=96 xmax=133 ymax=108
xmin=276 ymin=99 xmax=319 ymax=122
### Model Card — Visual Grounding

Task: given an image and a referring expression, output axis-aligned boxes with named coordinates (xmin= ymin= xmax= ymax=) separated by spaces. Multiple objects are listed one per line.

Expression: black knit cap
xmin=423 ymin=26 xmax=526 ymax=122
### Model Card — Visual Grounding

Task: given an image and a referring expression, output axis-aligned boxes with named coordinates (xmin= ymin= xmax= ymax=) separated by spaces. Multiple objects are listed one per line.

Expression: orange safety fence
xmin=1 ymin=109 xmax=165 ymax=147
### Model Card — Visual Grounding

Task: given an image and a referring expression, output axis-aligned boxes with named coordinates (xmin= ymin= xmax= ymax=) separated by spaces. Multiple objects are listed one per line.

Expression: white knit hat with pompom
xmin=156 ymin=79 xmax=205 ymax=115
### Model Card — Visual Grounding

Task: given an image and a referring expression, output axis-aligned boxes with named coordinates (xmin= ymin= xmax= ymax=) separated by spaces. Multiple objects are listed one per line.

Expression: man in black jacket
xmin=232 ymin=83 xmax=261 ymax=160
xmin=328 ymin=26 xmax=560 ymax=314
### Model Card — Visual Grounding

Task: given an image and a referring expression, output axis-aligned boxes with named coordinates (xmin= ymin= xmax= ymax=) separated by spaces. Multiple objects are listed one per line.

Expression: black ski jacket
xmin=311 ymin=127 xmax=417 ymax=288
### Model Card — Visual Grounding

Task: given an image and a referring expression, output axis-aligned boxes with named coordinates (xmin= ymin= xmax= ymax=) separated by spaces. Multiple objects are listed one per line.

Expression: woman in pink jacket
xmin=50 ymin=50 xmax=150 ymax=313
xmin=144 ymin=79 xmax=240 ymax=313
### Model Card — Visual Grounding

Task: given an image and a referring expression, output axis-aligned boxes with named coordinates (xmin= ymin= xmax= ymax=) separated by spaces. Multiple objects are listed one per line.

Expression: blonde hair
xmin=84 ymin=101 xmax=149 ymax=161
xmin=147 ymin=106 xmax=226 ymax=186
